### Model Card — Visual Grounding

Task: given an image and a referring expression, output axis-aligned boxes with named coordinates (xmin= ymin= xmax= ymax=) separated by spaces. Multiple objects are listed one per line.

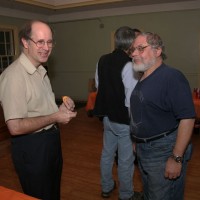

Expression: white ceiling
xmin=0 ymin=0 xmax=200 ymax=23
xmin=15 ymin=0 xmax=127 ymax=8
xmin=3 ymin=0 xmax=194 ymax=13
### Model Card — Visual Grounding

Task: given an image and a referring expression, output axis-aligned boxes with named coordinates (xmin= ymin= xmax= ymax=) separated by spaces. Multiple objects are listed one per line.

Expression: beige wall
xmin=0 ymin=9 xmax=200 ymax=101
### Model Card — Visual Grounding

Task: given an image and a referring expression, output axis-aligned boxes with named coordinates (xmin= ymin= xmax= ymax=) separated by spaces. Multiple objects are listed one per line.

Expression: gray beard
xmin=133 ymin=63 xmax=149 ymax=72
xmin=132 ymin=58 xmax=156 ymax=72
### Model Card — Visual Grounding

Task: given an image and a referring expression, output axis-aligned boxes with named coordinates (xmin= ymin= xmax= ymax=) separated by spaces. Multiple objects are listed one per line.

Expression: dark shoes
xmin=101 ymin=181 xmax=116 ymax=198
xmin=119 ymin=191 xmax=144 ymax=200
xmin=101 ymin=182 xmax=143 ymax=200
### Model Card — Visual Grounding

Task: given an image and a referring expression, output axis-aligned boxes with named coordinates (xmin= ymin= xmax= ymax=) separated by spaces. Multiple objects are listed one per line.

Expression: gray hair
xmin=114 ymin=26 xmax=137 ymax=51
xmin=140 ymin=32 xmax=167 ymax=60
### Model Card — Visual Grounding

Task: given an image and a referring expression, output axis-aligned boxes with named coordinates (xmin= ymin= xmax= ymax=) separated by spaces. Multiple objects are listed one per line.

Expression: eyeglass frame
xmin=129 ymin=45 xmax=150 ymax=54
xmin=28 ymin=37 xmax=56 ymax=48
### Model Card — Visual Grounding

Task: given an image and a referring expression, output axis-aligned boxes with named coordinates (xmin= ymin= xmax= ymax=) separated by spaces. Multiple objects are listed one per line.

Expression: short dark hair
xmin=114 ymin=26 xmax=137 ymax=51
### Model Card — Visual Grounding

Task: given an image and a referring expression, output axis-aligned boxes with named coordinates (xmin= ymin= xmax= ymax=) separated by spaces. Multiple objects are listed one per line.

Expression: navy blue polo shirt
xmin=130 ymin=63 xmax=195 ymax=138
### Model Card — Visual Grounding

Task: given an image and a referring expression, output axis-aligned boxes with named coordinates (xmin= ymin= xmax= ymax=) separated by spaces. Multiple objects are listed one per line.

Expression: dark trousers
xmin=11 ymin=127 xmax=63 ymax=200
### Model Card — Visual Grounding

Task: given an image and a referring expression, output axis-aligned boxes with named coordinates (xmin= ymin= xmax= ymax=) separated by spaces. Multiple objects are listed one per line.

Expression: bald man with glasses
xmin=0 ymin=20 xmax=77 ymax=200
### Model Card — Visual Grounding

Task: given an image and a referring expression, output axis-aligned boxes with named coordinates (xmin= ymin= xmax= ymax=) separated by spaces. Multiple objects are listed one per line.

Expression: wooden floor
xmin=0 ymin=108 xmax=200 ymax=200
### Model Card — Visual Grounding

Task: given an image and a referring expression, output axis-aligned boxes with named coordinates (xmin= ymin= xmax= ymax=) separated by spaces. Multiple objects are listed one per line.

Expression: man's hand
xmin=58 ymin=96 xmax=77 ymax=124
xmin=56 ymin=109 xmax=77 ymax=124
xmin=62 ymin=96 xmax=75 ymax=111
xmin=164 ymin=157 xmax=182 ymax=179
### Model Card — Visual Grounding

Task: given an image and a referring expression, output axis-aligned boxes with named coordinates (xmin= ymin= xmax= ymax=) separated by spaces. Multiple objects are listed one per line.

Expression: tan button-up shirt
xmin=0 ymin=53 xmax=58 ymax=130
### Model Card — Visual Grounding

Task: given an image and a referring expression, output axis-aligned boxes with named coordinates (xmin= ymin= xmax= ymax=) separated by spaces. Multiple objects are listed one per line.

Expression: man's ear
xmin=156 ymin=47 xmax=162 ymax=57
xmin=21 ymin=38 xmax=28 ymax=49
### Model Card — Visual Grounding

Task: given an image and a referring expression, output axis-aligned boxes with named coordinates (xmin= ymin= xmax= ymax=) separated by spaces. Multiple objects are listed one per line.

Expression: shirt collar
xmin=19 ymin=53 xmax=47 ymax=78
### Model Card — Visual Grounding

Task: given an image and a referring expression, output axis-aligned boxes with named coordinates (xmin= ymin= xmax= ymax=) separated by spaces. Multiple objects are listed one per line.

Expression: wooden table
xmin=0 ymin=186 xmax=39 ymax=200
xmin=193 ymin=98 xmax=200 ymax=119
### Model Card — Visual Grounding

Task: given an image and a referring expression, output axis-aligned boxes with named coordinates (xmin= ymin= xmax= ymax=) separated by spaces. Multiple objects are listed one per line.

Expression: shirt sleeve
xmin=167 ymin=70 xmax=196 ymax=119
xmin=0 ymin=71 xmax=28 ymax=121
xmin=95 ymin=62 xmax=99 ymax=89
xmin=122 ymin=62 xmax=138 ymax=108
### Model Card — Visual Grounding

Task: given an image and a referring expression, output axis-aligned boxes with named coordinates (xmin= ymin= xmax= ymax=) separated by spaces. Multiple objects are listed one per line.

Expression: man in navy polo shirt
xmin=130 ymin=32 xmax=195 ymax=200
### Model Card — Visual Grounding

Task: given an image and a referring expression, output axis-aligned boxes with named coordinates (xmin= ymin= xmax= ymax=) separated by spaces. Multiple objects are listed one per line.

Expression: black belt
xmin=131 ymin=125 xmax=178 ymax=143
xmin=11 ymin=124 xmax=59 ymax=139
xmin=39 ymin=124 xmax=58 ymax=133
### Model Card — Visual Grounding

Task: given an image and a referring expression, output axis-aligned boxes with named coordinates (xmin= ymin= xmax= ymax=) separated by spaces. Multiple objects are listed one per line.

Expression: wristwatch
xmin=171 ymin=154 xmax=183 ymax=163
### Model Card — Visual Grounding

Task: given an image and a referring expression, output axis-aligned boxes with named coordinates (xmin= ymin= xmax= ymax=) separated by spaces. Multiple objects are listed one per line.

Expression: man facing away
xmin=0 ymin=20 xmax=77 ymax=200
xmin=93 ymin=26 xmax=140 ymax=200
xmin=129 ymin=32 xmax=195 ymax=200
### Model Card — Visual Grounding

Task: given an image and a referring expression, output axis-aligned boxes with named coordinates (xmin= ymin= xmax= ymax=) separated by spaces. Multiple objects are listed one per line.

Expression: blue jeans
xmin=136 ymin=130 xmax=192 ymax=200
xmin=101 ymin=117 xmax=134 ymax=199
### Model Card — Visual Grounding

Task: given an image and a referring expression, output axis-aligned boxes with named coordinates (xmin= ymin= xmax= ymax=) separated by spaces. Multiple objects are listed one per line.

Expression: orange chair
xmin=85 ymin=91 xmax=97 ymax=117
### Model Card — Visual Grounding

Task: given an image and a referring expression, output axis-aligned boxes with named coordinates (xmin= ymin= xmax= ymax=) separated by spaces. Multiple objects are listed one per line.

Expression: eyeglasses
xmin=130 ymin=45 xmax=150 ymax=54
xmin=28 ymin=38 xmax=55 ymax=48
